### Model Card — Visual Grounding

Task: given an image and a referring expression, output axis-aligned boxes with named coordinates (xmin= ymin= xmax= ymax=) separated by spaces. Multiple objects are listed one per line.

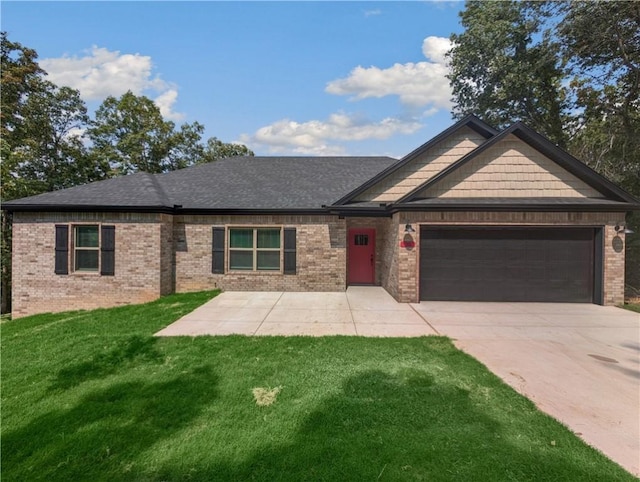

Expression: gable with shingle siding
xmin=354 ymin=126 xmax=487 ymax=202
xmin=417 ymin=134 xmax=604 ymax=199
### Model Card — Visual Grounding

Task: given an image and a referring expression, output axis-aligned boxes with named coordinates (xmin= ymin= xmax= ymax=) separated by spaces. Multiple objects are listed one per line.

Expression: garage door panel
xmin=420 ymin=228 xmax=595 ymax=302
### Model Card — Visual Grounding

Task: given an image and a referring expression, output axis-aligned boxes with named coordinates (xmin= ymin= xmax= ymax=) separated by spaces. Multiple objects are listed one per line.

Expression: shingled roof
xmin=2 ymin=156 xmax=397 ymax=212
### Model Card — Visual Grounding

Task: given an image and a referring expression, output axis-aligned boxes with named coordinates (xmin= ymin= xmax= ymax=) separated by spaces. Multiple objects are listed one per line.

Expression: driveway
xmin=156 ymin=290 xmax=640 ymax=475
xmin=413 ymin=301 xmax=640 ymax=476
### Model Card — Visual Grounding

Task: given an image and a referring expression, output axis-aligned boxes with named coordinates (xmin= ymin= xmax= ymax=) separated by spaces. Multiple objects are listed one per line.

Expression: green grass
xmin=621 ymin=302 xmax=640 ymax=313
xmin=1 ymin=292 xmax=634 ymax=481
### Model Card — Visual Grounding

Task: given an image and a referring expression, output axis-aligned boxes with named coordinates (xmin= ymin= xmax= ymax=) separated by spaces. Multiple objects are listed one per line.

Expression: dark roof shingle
xmin=3 ymin=156 xmax=397 ymax=211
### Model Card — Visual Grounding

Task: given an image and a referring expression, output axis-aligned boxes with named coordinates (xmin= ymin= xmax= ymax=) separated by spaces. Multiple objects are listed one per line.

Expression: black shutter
xmin=283 ymin=227 xmax=296 ymax=274
xmin=54 ymin=225 xmax=69 ymax=275
xmin=100 ymin=225 xmax=115 ymax=276
xmin=212 ymin=227 xmax=225 ymax=274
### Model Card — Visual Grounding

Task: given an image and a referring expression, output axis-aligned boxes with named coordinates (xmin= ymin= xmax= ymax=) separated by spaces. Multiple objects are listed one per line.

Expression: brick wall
xmin=389 ymin=211 xmax=626 ymax=305
xmin=11 ymin=212 xmax=165 ymax=318
xmin=11 ymin=209 xmax=628 ymax=318
xmin=174 ymin=214 xmax=347 ymax=293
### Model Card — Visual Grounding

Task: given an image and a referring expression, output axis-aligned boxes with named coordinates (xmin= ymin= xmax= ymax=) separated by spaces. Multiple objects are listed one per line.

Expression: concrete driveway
xmin=156 ymin=289 xmax=640 ymax=475
xmin=413 ymin=301 xmax=640 ymax=476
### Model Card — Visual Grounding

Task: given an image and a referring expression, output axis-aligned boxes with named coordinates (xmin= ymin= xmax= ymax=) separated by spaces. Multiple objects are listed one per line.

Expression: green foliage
xmin=1 ymin=292 xmax=634 ymax=480
xmin=447 ymin=1 xmax=570 ymax=146
xmin=87 ymin=92 xmax=253 ymax=175
xmin=89 ymin=92 xmax=193 ymax=175
xmin=200 ymin=136 xmax=254 ymax=164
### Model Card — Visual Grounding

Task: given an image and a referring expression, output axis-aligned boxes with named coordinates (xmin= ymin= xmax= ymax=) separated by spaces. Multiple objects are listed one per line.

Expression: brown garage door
xmin=420 ymin=227 xmax=597 ymax=302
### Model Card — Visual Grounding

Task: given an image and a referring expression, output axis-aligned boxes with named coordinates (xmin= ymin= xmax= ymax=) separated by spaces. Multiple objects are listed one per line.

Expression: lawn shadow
xmin=49 ymin=335 xmax=164 ymax=390
xmin=165 ymin=368 xmax=631 ymax=481
xmin=4 ymin=365 xmax=219 ymax=480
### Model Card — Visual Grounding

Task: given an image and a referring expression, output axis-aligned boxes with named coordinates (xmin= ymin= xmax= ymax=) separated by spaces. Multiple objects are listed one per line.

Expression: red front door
xmin=348 ymin=228 xmax=375 ymax=284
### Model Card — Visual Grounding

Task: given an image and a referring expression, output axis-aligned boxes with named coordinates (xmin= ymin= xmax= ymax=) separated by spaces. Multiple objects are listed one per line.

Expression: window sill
xmin=70 ymin=271 xmax=101 ymax=277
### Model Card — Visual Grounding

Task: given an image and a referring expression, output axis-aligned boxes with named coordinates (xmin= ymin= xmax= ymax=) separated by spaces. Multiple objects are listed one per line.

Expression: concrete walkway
xmin=156 ymin=290 xmax=640 ymax=475
xmin=155 ymin=287 xmax=438 ymax=337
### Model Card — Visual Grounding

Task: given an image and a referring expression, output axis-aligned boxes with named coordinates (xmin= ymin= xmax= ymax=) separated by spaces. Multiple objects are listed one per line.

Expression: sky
xmin=2 ymin=1 xmax=466 ymax=158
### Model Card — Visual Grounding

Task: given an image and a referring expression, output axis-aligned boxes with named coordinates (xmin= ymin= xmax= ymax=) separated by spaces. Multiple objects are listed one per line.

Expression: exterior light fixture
xmin=615 ymin=225 xmax=635 ymax=235
xmin=405 ymin=223 xmax=416 ymax=233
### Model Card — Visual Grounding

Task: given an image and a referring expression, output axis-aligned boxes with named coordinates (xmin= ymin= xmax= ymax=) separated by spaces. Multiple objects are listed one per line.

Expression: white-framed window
xmin=228 ymin=227 xmax=281 ymax=271
xmin=74 ymin=225 xmax=100 ymax=272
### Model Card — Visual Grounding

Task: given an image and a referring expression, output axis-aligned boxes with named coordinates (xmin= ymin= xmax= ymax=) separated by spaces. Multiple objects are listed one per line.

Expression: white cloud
xmin=421 ymin=36 xmax=451 ymax=65
xmin=325 ymin=36 xmax=452 ymax=109
xmin=239 ymin=113 xmax=422 ymax=155
xmin=40 ymin=46 xmax=184 ymax=121
xmin=154 ymin=89 xmax=185 ymax=121
xmin=364 ymin=9 xmax=381 ymax=17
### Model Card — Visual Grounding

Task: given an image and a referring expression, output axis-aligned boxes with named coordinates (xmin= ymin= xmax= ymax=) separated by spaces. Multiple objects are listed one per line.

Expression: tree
xmin=447 ymin=1 xmax=570 ymax=147
xmin=447 ymin=0 xmax=640 ymax=297
xmin=200 ymin=137 xmax=253 ymax=164
xmin=559 ymin=1 xmax=640 ymax=194
xmin=88 ymin=92 xmax=182 ymax=175
xmin=88 ymin=92 xmax=253 ymax=175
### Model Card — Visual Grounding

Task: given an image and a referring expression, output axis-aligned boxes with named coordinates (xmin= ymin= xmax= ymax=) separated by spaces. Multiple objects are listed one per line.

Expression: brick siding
xmin=11 ymin=212 xmax=166 ymax=318
xmin=11 ymin=210 xmax=627 ymax=317
xmin=174 ymin=215 xmax=346 ymax=293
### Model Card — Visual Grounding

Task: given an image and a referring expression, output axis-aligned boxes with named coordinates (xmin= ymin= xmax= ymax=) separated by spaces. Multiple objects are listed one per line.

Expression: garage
xmin=419 ymin=227 xmax=601 ymax=303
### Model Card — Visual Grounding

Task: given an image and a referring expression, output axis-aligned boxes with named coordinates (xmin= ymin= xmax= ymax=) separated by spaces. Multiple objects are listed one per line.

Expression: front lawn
xmin=1 ymin=292 xmax=634 ymax=481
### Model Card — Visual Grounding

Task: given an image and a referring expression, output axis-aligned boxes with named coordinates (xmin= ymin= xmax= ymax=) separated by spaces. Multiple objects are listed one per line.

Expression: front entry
xmin=348 ymin=228 xmax=375 ymax=284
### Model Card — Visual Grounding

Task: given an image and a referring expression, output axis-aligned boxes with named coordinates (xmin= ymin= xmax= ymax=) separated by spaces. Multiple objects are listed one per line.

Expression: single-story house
xmin=4 ymin=115 xmax=639 ymax=318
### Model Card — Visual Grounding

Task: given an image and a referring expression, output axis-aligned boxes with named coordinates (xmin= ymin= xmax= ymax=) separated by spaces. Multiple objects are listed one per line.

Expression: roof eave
xmin=391 ymin=202 xmax=640 ymax=213
xmin=2 ymin=204 xmax=176 ymax=214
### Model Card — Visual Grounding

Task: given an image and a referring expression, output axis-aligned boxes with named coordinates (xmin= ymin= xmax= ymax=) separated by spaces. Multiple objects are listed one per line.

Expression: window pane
xmin=229 ymin=229 xmax=253 ymax=248
xmin=354 ymin=234 xmax=369 ymax=246
xmin=257 ymin=229 xmax=280 ymax=249
xmin=257 ymin=251 xmax=280 ymax=270
xmin=229 ymin=250 xmax=253 ymax=270
xmin=76 ymin=226 xmax=99 ymax=247
xmin=75 ymin=250 xmax=99 ymax=271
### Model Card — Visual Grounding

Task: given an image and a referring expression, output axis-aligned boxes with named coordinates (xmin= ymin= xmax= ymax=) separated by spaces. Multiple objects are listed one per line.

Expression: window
xmin=55 ymin=225 xmax=115 ymax=276
xmin=229 ymin=228 xmax=281 ymax=271
xmin=74 ymin=225 xmax=99 ymax=271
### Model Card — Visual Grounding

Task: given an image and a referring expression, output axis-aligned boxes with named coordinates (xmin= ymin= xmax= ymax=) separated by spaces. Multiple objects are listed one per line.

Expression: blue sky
xmin=2 ymin=1 xmax=465 ymax=157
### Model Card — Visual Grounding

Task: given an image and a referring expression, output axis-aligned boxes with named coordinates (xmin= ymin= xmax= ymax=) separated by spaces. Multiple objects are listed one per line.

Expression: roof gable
xmin=398 ymin=122 xmax=640 ymax=205
xmin=333 ymin=115 xmax=498 ymax=205
xmin=416 ymin=134 xmax=603 ymax=199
